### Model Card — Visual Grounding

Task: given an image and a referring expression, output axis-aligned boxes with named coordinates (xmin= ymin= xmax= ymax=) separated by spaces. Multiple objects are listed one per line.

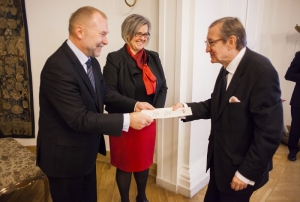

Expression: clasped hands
xmin=130 ymin=102 xmax=188 ymax=130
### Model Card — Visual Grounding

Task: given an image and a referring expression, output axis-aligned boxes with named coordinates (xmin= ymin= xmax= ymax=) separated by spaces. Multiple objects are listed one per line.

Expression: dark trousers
xmin=47 ymin=165 xmax=97 ymax=202
xmin=204 ymin=165 xmax=253 ymax=202
xmin=288 ymin=106 xmax=300 ymax=154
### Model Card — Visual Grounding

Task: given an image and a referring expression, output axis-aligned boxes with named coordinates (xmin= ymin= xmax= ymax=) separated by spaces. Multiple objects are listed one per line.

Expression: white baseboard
xmin=156 ymin=177 xmax=177 ymax=193
xmin=177 ymin=157 xmax=209 ymax=198
xmin=177 ymin=175 xmax=209 ymax=198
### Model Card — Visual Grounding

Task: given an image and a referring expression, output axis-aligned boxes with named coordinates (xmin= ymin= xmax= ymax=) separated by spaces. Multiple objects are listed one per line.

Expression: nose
xmin=140 ymin=36 xmax=148 ymax=40
xmin=205 ymin=45 xmax=211 ymax=53
xmin=103 ymin=35 xmax=108 ymax=45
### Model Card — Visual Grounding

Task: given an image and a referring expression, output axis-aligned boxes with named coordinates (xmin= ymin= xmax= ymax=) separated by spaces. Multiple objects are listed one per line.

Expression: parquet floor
xmin=96 ymin=143 xmax=300 ymax=202
xmin=1 ymin=143 xmax=299 ymax=202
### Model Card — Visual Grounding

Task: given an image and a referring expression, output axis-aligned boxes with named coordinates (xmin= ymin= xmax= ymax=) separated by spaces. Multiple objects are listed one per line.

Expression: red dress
xmin=109 ymin=120 xmax=156 ymax=172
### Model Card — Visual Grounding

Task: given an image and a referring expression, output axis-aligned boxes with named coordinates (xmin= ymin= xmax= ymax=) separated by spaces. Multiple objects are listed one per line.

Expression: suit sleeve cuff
xmin=180 ymin=103 xmax=188 ymax=119
xmin=235 ymin=171 xmax=255 ymax=186
xmin=122 ymin=113 xmax=130 ymax=132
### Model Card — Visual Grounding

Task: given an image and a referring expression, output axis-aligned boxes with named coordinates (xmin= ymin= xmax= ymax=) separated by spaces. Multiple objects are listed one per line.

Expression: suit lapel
xmin=122 ymin=46 xmax=140 ymax=98
xmin=122 ymin=46 xmax=161 ymax=101
xmin=62 ymin=42 xmax=100 ymax=110
xmin=211 ymin=67 xmax=223 ymax=118
xmin=214 ymin=49 xmax=250 ymax=121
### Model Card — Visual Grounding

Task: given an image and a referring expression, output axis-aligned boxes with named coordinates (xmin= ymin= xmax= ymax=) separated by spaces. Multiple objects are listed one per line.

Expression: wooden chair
xmin=0 ymin=137 xmax=49 ymax=202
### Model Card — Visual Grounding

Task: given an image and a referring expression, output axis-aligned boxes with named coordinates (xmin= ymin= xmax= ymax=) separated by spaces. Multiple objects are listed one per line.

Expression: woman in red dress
xmin=103 ymin=14 xmax=168 ymax=202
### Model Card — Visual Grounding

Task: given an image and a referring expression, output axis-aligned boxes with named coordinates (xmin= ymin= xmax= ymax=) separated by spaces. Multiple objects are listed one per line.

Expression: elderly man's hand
xmin=230 ymin=175 xmax=248 ymax=191
xmin=172 ymin=103 xmax=184 ymax=111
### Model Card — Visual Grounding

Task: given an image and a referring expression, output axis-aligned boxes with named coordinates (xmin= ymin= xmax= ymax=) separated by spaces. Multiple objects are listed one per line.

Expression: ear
xmin=227 ymin=35 xmax=237 ymax=50
xmin=74 ymin=25 xmax=84 ymax=39
xmin=126 ymin=35 xmax=131 ymax=42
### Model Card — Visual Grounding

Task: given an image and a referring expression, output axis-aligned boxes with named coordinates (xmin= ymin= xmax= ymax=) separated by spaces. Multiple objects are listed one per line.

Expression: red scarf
xmin=126 ymin=44 xmax=156 ymax=95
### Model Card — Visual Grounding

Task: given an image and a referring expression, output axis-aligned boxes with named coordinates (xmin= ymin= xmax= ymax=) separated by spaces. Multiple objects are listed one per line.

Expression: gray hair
xmin=209 ymin=17 xmax=247 ymax=50
xmin=121 ymin=14 xmax=151 ymax=45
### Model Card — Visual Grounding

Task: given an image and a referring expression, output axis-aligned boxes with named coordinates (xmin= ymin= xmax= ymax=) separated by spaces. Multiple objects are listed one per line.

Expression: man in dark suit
xmin=173 ymin=17 xmax=283 ymax=202
xmin=285 ymin=51 xmax=300 ymax=161
xmin=37 ymin=6 xmax=154 ymax=202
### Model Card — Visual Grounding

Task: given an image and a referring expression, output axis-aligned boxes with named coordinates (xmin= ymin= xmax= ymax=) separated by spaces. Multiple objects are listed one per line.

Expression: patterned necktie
xmin=86 ymin=58 xmax=95 ymax=91
xmin=220 ymin=68 xmax=229 ymax=101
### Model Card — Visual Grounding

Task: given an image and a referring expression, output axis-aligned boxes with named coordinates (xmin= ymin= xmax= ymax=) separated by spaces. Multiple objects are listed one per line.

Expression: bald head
xmin=69 ymin=6 xmax=107 ymax=36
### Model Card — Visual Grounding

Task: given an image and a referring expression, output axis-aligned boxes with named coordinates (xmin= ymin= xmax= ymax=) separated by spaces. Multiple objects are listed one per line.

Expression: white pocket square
xmin=229 ymin=96 xmax=241 ymax=103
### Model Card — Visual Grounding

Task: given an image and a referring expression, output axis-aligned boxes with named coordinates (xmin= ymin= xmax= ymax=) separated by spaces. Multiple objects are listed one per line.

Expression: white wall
xmin=257 ymin=0 xmax=300 ymax=126
xmin=17 ymin=0 xmax=159 ymax=146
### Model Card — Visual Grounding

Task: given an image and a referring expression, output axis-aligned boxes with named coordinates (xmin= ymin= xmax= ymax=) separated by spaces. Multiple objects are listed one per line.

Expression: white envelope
xmin=141 ymin=107 xmax=192 ymax=119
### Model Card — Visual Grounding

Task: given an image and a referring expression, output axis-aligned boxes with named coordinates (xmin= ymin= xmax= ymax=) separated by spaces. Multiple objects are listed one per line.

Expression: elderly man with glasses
xmin=173 ymin=17 xmax=283 ymax=202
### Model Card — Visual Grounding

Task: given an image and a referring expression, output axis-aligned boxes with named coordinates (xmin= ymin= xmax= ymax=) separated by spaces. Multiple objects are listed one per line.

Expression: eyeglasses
xmin=204 ymin=38 xmax=223 ymax=47
xmin=134 ymin=32 xmax=150 ymax=38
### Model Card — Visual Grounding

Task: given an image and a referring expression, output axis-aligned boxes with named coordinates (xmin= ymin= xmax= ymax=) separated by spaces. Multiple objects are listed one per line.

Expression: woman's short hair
xmin=121 ymin=14 xmax=151 ymax=45
xmin=209 ymin=17 xmax=247 ymax=50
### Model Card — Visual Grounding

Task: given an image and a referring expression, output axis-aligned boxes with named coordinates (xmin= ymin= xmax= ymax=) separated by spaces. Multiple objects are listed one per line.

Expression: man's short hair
xmin=209 ymin=17 xmax=247 ymax=50
xmin=69 ymin=6 xmax=107 ymax=35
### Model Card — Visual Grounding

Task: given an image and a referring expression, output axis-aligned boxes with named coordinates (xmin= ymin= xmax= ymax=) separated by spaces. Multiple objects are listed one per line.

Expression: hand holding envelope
xmin=229 ymin=96 xmax=241 ymax=103
xmin=134 ymin=101 xmax=155 ymax=112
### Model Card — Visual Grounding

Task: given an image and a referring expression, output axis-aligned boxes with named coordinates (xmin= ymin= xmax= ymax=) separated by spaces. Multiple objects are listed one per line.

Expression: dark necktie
xmin=86 ymin=58 xmax=95 ymax=91
xmin=220 ymin=68 xmax=229 ymax=101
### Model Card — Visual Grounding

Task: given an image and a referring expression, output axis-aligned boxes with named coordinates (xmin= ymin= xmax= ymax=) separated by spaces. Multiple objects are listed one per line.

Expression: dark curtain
xmin=0 ymin=0 xmax=34 ymax=138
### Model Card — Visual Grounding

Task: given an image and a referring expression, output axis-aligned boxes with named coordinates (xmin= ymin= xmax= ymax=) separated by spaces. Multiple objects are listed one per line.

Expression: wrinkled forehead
xmin=207 ymin=23 xmax=222 ymax=39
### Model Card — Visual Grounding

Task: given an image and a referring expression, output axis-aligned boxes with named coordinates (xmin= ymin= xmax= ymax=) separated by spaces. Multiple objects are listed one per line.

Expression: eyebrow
xmin=101 ymin=31 xmax=109 ymax=35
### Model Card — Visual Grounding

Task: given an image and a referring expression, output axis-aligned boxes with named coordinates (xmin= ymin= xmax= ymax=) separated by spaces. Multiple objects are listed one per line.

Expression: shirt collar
xmin=66 ymin=39 xmax=89 ymax=66
xmin=225 ymin=47 xmax=246 ymax=74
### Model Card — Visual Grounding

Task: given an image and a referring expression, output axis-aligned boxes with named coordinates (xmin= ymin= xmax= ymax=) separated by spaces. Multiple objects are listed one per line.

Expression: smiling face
xmin=205 ymin=23 xmax=232 ymax=67
xmin=71 ymin=11 xmax=109 ymax=58
xmin=81 ymin=12 xmax=109 ymax=57
xmin=127 ymin=24 xmax=148 ymax=54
